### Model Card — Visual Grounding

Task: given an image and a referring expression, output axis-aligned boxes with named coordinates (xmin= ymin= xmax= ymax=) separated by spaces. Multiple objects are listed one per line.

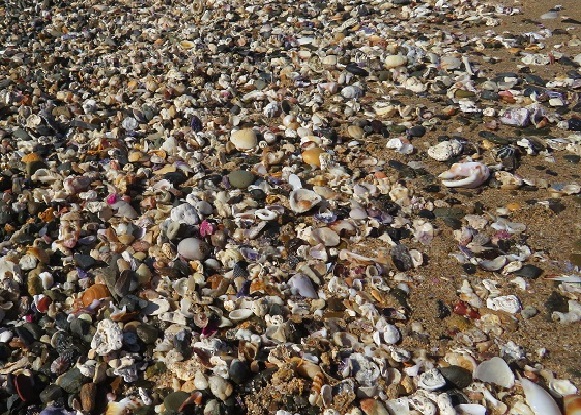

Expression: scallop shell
xmin=289 ymin=189 xmax=322 ymax=213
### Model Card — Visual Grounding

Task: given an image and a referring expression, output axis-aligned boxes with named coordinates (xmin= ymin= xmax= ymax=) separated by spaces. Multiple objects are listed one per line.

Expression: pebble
xmin=227 ymin=170 xmax=255 ymax=189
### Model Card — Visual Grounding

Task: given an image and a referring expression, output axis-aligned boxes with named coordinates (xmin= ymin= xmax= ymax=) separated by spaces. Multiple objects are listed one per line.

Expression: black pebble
xmin=515 ymin=264 xmax=543 ymax=279
xmin=463 ymin=263 xmax=477 ymax=274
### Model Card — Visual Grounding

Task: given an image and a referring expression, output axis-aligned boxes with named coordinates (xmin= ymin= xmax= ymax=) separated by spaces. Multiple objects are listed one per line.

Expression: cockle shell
xmin=520 ymin=377 xmax=562 ymax=415
xmin=230 ymin=129 xmax=258 ymax=151
xmin=289 ymin=189 xmax=322 ymax=213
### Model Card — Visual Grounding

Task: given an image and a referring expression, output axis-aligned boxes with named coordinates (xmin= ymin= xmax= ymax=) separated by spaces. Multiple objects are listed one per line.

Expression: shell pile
xmin=0 ymin=0 xmax=580 ymax=414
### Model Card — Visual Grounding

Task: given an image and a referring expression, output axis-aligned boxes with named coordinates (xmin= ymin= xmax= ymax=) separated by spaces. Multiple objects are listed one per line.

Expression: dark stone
xmin=74 ymin=254 xmax=95 ymax=270
xmin=418 ymin=209 xmax=435 ymax=219
xmin=463 ymin=263 xmax=477 ymax=275
xmin=437 ymin=300 xmax=451 ymax=319
xmin=346 ymin=63 xmax=369 ymax=76
xmin=568 ymin=118 xmax=581 ymax=131
xmin=548 ymin=200 xmax=566 ymax=214
xmin=564 ymin=155 xmax=581 ymax=163
xmin=391 ymin=244 xmax=413 ymax=271
xmin=544 ymin=291 xmax=569 ymax=314
xmin=514 ymin=264 xmax=543 ymax=279
xmin=229 ymin=360 xmax=251 ymax=384
xmin=408 ymin=125 xmax=427 ymax=137
xmin=440 ymin=365 xmax=473 ymax=389
xmin=481 ymin=90 xmax=499 ymax=101
xmin=40 ymin=384 xmax=63 ymax=403
xmin=433 ymin=207 xmax=465 ymax=220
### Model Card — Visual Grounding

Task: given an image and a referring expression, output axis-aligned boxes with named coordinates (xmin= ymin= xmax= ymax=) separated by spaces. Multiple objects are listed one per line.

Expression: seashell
xmin=105 ymin=397 xmax=139 ymax=415
xmin=439 ymin=162 xmax=490 ymax=188
xmin=417 ymin=368 xmax=447 ymax=391
xmin=521 ymin=54 xmax=551 ymax=66
xmin=360 ymin=398 xmax=391 ymax=415
xmin=82 ymin=284 xmax=110 ymax=307
xmin=441 ymin=54 xmax=462 ymax=70
xmin=230 ymin=129 xmax=258 ymax=151
xmin=341 ymin=86 xmax=364 ymax=99
xmin=302 ymin=147 xmax=325 ymax=167
xmin=310 ymin=227 xmax=340 ymax=247
xmin=384 ymin=54 xmax=408 ymax=69
xmin=564 ymin=394 xmax=581 ymax=415
xmin=170 ymin=203 xmax=200 ymax=225
xmin=410 ymin=392 xmax=437 ymax=415
xmin=549 ymin=380 xmax=578 ymax=398
xmin=428 ymin=140 xmax=463 ymax=162
xmin=374 ymin=324 xmax=400 ymax=345
xmin=229 ymin=309 xmax=254 ymax=322
xmin=486 ymin=295 xmax=521 ymax=314
xmin=495 ymin=171 xmax=523 ymax=190
xmin=520 ymin=377 xmax=562 ymax=415
xmin=474 ymin=357 xmax=515 ymax=388
xmin=455 ymin=404 xmax=487 ymax=415
xmin=289 ymin=189 xmax=322 ymax=213
xmin=288 ymin=274 xmax=318 ymax=298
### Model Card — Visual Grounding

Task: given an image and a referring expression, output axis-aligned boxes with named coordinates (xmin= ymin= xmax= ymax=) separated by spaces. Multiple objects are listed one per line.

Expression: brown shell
xmin=82 ymin=283 xmax=110 ymax=307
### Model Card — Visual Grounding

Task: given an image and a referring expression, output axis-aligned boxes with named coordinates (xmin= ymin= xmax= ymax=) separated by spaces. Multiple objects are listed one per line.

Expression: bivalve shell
xmin=230 ymin=129 xmax=258 ymax=151
xmin=289 ymin=189 xmax=322 ymax=213
xmin=384 ymin=54 xmax=408 ymax=68
xmin=474 ymin=357 xmax=515 ymax=388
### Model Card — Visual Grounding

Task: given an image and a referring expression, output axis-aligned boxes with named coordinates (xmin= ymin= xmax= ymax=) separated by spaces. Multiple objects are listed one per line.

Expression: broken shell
xmin=428 ymin=140 xmax=463 ymax=162
xmin=417 ymin=368 xmax=447 ymax=391
xmin=474 ymin=357 xmax=515 ymax=388
xmin=384 ymin=54 xmax=408 ymax=68
xmin=229 ymin=309 xmax=254 ymax=322
xmin=439 ymin=162 xmax=490 ymax=188
xmin=564 ymin=394 xmax=581 ymax=415
xmin=82 ymin=284 xmax=110 ymax=307
xmin=486 ymin=295 xmax=521 ymax=314
xmin=289 ymin=189 xmax=322 ymax=213
xmin=455 ymin=404 xmax=487 ymax=415
xmin=549 ymin=380 xmax=578 ymax=398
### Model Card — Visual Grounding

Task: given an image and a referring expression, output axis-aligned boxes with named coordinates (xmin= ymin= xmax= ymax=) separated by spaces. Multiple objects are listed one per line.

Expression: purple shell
xmin=40 ymin=408 xmax=75 ymax=415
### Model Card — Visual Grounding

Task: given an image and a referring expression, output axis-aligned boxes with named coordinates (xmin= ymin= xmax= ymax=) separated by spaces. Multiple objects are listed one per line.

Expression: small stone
xmin=208 ymin=375 xmax=233 ymax=401
xmin=74 ymin=254 xmax=96 ymax=270
xmin=27 ymin=274 xmax=43 ymax=296
xmin=440 ymin=365 xmax=473 ymax=389
xmin=80 ymin=382 xmax=96 ymax=412
xmin=521 ymin=306 xmax=539 ymax=319
xmin=164 ymin=391 xmax=190 ymax=412
xmin=545 ymin=291 xmax=569 ymax=314
xmin=391 ymin=244 xmax=413 ymax=271
xmin=564 ymin=155 xmax=581 ymax=164
xmin=227 ymin=170 xmax=255 ymax=189
xmin=57 ymin=367 xmax=87 ymax=394
xmin=136 ymin=323 xmax=158 ymax=345
xmin=40 ymin=384 xmax=63 ymax=403
xmin=514 ymin=264 xmax=543 ymax=279
xmin=229 ymin=360 xmax=251 ymax=384
xmin=177 ymin=238 xmax=210 ymax=261
xmin=408 ymin=125 xmax=427 ymax=137
xmin=433 ymin=207 xmax=465 ymax=220
xmin=570 ymin=253 xmax=581 ymax=267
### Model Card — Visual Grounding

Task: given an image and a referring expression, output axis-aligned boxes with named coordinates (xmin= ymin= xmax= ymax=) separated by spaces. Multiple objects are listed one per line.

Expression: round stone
xmin=408 ymin=125 xmax=427 ymax=137
xmin=227 ymin=170 xmax=255 ymax=189
xmin=440 ymin=365 xmax=473 ymax=389
xmin=136 ymin=323 xmax=158 ymax=345
xmin=177 ymin=238 xmax=210 ymax=261
xmin=164 ymin=391 xmax=190 ymax=412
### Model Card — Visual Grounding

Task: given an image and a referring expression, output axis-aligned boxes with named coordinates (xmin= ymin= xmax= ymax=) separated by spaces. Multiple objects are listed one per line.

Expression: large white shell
xmin=289 ymin=189 xmax=322 ymax=213
xmin=486 ymin=295 xmax=521 ymax=314
xmin=520 ymin=377 xmax=562 ymax=415
xmin=474 ymin=357 xmax=515 ymax=388
xmin=455 ymin=404 xmax=487 ymax=415
xmin=439 ymin=162 xmax=490 ymax=188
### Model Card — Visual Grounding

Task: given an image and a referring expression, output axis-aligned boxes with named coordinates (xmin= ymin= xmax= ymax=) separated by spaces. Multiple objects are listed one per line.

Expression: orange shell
xmin=565 ymin=394 xmax=581 ymax=415
xmin=82 ymin=283 xmax=110 ymax=307
xmin=21 ymin=152 xmax=42 ymax=163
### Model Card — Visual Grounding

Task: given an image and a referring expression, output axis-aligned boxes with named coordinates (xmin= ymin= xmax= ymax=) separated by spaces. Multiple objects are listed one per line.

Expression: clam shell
xmin=228 ymin=309 xmax=254 ymax=322
xmin=230 ymin=129 xmax=258 ymax=151
xmin=549 ymin=380 xmax=578 ymax=398
xmin=289 ymin=189 xmax=322 ymax=213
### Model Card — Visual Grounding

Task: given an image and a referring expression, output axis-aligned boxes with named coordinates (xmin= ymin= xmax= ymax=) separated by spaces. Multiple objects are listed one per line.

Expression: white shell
xmin=441 ymin=54 xmax=462 ymax=70
xmin=520 ymin=377 xmax=562 ymax=415
xmin=341 ymin=86 xmax=364 ymax=99
xmin=439 ymin=162 xmax=490 ymax=188
xmin=427 ymin=140 xmax=463 ymax=162
xmin=455 ymin=404 xmax=487 ymax=415
xmin=289 ymin=189 xmax=322 ymax=213
xmin=417 ymin=369 xmax=447 ymax=391
xmin=170 ymin=203 xmax=200 ymax=225
xmin=486 ymin=295 xmax=521 ymax=314
xmin=310 ymin=227 xmax=340 ymax=247
xmin=548 ymin=379 xmax=578 ymax=398
xmin=228 ymin=308 xmax=254 ymax=322
xmin=474 ymin=357 xmax=515 ymax=388
xmin=177 ymin=238 xmax=210 ymax=261
xmin=410 ymin=393 xmax=437 ymax=415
